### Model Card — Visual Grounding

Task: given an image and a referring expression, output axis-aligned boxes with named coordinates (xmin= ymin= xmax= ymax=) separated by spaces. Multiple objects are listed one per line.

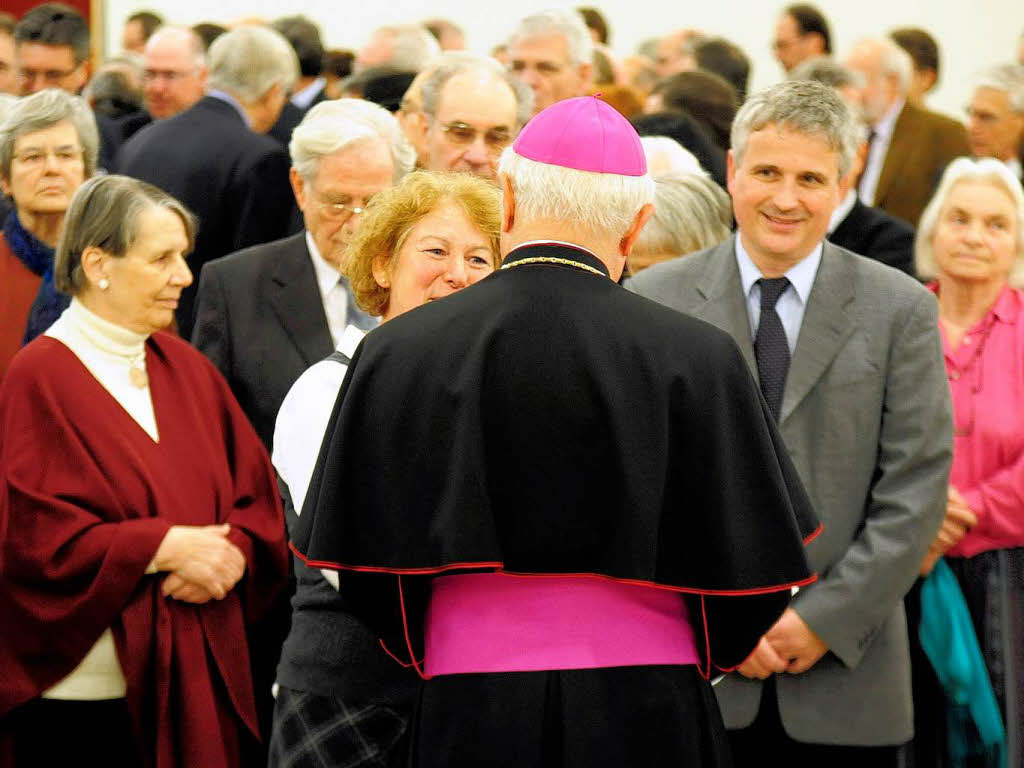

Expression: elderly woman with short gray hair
xmin=0 ymin=88 xmax=96 ymax=378
xmin=0 ymin=174 xmax=289 ymax=767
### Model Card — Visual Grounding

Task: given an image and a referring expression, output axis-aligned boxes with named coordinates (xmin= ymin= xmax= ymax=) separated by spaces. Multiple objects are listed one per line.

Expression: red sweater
xmin=0 ymin=233 xmax=42 ymax=381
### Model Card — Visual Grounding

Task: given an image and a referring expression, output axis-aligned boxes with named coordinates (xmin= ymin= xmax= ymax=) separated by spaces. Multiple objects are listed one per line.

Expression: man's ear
xmin=289 ymin=167 xmax=307 ymax=211
xmin=620 ymin=203 xmax=655 ymax=257
xmin=499 ymin=173 xmax=515 ymax=234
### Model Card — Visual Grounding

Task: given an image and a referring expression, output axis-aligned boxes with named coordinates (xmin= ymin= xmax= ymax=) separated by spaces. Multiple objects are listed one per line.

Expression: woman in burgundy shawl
xmin=0 ymin=175 xmax=289 ymax=767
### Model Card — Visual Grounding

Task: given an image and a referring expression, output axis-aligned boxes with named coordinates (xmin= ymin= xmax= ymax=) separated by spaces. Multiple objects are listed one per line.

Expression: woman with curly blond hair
xmin=269 ymin=169 xmax=500 ymax=768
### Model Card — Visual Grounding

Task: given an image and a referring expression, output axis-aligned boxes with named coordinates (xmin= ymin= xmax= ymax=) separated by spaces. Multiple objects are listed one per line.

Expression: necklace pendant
xmin=129 ymin=362 xmax=148 ymax=389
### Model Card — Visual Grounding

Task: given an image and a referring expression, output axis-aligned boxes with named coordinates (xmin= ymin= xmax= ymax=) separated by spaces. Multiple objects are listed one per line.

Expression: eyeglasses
xmin=18 ymin=65 xmax=80 ymax=85
xmin=143 ymin=69 xmax=197 ymax=83
xmin=439 ymin=121 xmax=513 ymax=153
xmin=13 ymin=146 xmax=84 ymax=168
xmin=314 ymin=192 xmax=376 ymax=221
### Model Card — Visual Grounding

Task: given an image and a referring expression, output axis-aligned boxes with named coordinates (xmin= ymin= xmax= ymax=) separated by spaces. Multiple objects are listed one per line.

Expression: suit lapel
xmin=693 ymin=241 xmax=758 ymax=377
xmin=781 ymin=243 xmax=856 ymax=424
xmin=875 ymin=103 xmax=917 ymax=207
xmin=267 ymin=234 xmax=334 ymax=366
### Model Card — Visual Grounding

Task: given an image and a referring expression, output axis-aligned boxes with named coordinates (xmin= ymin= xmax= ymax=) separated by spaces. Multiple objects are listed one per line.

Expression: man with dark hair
xmin=13 ymin=3 xmax=90 ymax=95
xmin=695 ymin=37 xmax=750 ymax=103
xmin=646 ymin=69 xmax=738 ymax=152
xmin=889 ymin=28 xmax=939 ymax=106
xmin=268 ymin=16 xmax=326 ymax=145
xmin=123 ymin=10 xmax=163 ymax=54
xmin=193 ymin=22 xmax=227 ymax=52
xmin=0 ymin=13 xmax=16 ymax=94
xmin=576 ymin=7 xmax=609 ymax=45
xmin=773 ymin=4 xmax=831 ymax=73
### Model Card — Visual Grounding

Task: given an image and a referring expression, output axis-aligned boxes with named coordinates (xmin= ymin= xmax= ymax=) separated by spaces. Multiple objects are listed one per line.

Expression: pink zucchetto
xmin=511 ymin=96 xmax=648 ymax=176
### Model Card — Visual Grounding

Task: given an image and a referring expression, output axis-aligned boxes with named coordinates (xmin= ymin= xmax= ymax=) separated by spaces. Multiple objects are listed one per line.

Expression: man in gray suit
xmin=628 ymin=80 xmax=952 ymax=764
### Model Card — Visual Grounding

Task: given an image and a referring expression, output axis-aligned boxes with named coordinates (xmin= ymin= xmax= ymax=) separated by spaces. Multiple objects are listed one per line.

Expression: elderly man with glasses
xmin=415 ymin=55 xmax=532 ymax=180
xmin=141 ymin=26 xmax=208 ymax=121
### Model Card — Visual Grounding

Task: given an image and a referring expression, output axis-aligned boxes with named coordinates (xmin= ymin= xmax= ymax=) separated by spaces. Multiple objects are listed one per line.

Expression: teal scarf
xmin=919 ymin=558 xmax=1005 ymax=768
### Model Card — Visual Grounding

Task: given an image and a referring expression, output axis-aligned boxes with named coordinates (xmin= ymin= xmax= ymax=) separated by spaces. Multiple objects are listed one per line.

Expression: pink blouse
xmin=933 ymin=284 xmax=1024 ymax=557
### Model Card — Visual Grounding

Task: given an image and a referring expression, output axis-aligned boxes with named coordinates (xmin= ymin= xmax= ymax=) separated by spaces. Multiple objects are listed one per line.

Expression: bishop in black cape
xmin=291 ymin=242 xmax=820 ymax=766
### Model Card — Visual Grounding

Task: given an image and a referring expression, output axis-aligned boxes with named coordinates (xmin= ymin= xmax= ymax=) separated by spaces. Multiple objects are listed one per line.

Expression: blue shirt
xmin=735 ymin=234 xmax=822 ymax=355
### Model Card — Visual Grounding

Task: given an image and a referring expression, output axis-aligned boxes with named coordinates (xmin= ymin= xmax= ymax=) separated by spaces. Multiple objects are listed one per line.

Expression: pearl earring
xmin=98 ymin=278 xmax=110 ymax=290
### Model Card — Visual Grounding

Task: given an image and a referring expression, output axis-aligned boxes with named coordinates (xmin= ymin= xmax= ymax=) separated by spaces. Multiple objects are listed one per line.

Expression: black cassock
xmin=292 ymin=243 xmax=820 ymax=768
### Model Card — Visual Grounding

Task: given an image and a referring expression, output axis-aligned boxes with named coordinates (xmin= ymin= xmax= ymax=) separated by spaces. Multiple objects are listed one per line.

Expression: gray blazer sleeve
xmin=792 ymin=290 xmax=952 ymax=668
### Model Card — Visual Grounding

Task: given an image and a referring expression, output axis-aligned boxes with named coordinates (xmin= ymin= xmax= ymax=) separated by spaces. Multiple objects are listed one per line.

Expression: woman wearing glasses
xmin=270 ymin=170 xmax=500 ymax=768
xmin=915 ymin=158 xmax=1024 ymax=762
xmin=0 ymin=88 xmax=95 ymax=379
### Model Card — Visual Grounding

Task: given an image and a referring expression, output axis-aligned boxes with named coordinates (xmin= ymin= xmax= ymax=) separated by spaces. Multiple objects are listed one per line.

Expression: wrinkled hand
xmin=921 ymin=486 xmax=977 ymax=574
xmin=737 ymin=637 xmax=789 ymax=679
xmin=153 ymin=524 xmax=245 ymax=599
xmin=161 ymin=573 xmax=216 ymax=604
xmin=763 ymin=608 xmax=828 ymax=675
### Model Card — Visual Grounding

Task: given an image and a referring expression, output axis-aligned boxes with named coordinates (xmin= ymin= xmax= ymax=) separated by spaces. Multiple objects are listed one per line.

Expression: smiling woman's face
xmin=3 ymin=120 xmax=85 ymax=218
xmin=374 ymin=200 xmax=496 ymax=322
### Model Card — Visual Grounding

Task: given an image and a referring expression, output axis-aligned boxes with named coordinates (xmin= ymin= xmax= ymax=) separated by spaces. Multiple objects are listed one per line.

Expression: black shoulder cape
xmin=292 ymin=244 xmax=820 ymax=675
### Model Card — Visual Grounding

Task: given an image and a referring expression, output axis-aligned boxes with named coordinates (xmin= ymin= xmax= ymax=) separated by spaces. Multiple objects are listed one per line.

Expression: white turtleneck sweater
xmin=39 ymin=298 xmax=159 ymax=700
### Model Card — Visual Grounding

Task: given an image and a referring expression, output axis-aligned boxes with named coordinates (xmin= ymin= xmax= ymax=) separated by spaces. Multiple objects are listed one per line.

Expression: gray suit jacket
xmin=628 ymin=239 xmax=952 ymax=746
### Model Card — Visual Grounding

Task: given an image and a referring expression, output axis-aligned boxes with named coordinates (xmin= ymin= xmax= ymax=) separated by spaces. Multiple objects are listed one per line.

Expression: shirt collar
xmin=828 ymin=188 xmax=858 ymax=234
xmin=291 ymin=78 xmax=326 ymax=110
xmin=207 ymin=90 xmax=251 ymax=128
xmin=1006 ymin=157 xmax=1023 ymax=180
xmin=873 ymin=98 xmax=904 ymax=140
xmin=735 ymin=233 xmax=823 ymax=306
xmin=504 ymin=240 xmax=610 ymax=278
xmin=305 ymin=230 xmax=342 ymax=298
xmin=337 ymin=324 xmax=366 ymax=358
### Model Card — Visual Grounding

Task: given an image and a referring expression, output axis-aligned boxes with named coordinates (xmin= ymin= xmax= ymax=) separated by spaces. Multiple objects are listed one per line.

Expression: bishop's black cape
xmin=292 ymin=243 xmax=821 ymax=675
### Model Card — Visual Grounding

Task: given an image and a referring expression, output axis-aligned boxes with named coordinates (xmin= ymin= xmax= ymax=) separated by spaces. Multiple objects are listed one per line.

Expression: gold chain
xmin=501 ymin=256 xmax=606 ymax=277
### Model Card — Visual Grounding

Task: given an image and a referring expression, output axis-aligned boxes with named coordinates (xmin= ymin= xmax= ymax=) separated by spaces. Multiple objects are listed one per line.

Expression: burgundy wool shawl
xmin=0 ymin=332 xmax=289 ymax=767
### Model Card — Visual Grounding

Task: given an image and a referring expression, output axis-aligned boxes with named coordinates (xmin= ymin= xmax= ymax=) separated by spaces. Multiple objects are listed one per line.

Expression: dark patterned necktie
xmin=755 ymin=277 xmax=791 ymax=421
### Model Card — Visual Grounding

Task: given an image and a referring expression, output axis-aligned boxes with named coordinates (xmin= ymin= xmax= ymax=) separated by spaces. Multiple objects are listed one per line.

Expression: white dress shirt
xmin=735 ymin=234 xmax=822 ymax=355
xmin=306 ymin=231 xmax=348 ymax=347
xmin=858 ymin=99 xmax=904 ymax=206
xmin=273 ymin=324 xmax=366 ymax=590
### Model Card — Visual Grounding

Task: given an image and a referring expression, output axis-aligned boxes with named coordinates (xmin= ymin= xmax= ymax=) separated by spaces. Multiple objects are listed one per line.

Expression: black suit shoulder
xmin=202 ymin=232 xmax=309 ymax=284
xmin=829 ymin=200 xmax=916 ymax=277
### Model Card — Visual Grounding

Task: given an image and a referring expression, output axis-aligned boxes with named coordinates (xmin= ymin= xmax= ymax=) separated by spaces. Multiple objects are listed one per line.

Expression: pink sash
xmin=424 ymin=573 xmax=699 ymax=676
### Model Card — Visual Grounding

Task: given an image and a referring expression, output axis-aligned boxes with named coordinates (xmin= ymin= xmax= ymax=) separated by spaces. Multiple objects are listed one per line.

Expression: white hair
xmin=498 ymin=148 xmax=654 ymax=235
xmin=369 ymin=25 xmax=441 ymax=72
xmin=915 ymin=157 xmax=1024 ymax=288
xmin=634 ymin=173 xmax=732 ymax=258
xmin=875 ymin=37 xmax=914 ymax=96
xmin=290 ymin=98 xmax=416 ymax=184
xmin=145 ymin=25 xmax=207 ymax=69
xmin=640 ymin=136 xmax=706 ymax=178
xmin=509 ymin=9 xmax=593 ymax=67
xmin=420 ymin=55 xmax=534 ymax=127
xmin=207 ymin=25 xmax=298 ymax=103
xmin=973 ymin=63 xmax=1024 ymax=113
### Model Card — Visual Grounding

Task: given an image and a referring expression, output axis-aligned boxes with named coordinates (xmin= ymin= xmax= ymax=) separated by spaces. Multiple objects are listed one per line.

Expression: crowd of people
xmin=0 ymin=2 xmax=1022 ymax=767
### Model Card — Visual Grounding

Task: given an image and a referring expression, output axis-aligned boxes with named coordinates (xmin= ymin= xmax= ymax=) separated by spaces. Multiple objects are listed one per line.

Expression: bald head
xmin=143 ymin=26 xmax=208 ymax=119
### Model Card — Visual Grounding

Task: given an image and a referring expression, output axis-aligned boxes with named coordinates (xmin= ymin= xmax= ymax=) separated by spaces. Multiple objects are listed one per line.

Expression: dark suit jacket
xmin=191 ymin=233 xmax=333 ymax=451
xmin=628 ymin=240 xmax=952 ymax=746
xmin=116 ymin=96 xmax=296 ymax=339
xmin=874 ymin=101 xmax=969 ymax=226
xmin=95 ymin=110 xmax=151 ymax=171
xmin=829 ymin=199 xmax=916 ymax=278
xmin=268 ymin=101 xmax=304 ymax=147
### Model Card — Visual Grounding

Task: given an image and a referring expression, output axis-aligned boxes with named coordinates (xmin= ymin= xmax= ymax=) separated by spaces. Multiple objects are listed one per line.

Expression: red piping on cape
xmin=803 ymin=523 xmax=824 ymax=545
xmin=290 ymin=542 xmax=819 ymax=597
xmin=378 ymin=639 xmax=419 ymax=669
xmin=398 ymin=576 xmax=430 ymax=681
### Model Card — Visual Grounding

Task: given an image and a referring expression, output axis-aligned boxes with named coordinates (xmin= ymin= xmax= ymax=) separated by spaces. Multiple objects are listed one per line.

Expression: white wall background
xmin=102 ymin=0 xmax=1024 ymax=120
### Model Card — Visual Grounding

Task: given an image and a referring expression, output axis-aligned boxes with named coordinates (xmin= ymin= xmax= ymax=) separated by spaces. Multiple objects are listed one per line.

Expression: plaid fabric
xmin=268 ymin=686 xmax=409 ymax=768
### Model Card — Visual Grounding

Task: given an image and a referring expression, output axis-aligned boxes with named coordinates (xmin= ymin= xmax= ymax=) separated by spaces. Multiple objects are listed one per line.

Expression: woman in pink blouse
xmin=915 ymin=157 xmax=1024 ymax=761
